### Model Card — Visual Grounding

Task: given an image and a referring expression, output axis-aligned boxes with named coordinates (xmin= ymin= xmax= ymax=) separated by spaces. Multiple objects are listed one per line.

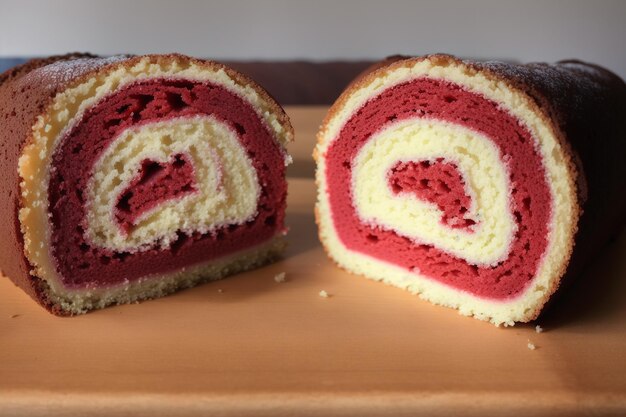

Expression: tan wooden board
xmin=1 ymin=106 xmax=625 ymax=416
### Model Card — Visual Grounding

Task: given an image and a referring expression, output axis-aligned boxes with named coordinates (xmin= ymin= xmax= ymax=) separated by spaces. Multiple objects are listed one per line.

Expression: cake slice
xmin=315 ymin=54 xmax=626 ymax=325
xmin=0 ymin=54 xmax=293 ymax=314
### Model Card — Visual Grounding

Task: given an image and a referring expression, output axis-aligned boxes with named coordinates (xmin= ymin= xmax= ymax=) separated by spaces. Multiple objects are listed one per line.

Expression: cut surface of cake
xmin=0 ymin=54 xmax=293 ymax=314
xmin=315 ymin=54 xmax=626 ymax=325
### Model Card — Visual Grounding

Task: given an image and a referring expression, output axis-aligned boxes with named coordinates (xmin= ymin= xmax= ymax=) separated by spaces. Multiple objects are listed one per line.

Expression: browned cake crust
xmin=477 ymin=58 xmax=626 ymax=273
xmin=0 ymin=53 xmax=114 ymax=311
xmin=0 ymin=54 xmax=293 ymax=314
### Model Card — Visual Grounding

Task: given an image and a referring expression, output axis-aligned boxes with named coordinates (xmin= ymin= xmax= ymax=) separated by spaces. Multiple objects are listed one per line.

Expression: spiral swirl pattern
xmin=316 ymin=56 xmax=578 ymax=325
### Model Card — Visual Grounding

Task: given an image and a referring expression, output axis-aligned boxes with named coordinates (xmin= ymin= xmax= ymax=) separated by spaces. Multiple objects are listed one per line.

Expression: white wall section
xmin=0 ymin=0 xmax=624 ymax=78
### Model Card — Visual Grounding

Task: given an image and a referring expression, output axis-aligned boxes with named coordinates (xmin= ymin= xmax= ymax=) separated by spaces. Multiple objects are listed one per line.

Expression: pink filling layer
xmin=325 ymin=78 xmax=551 ymax=300
xmin=48 ymin=79 xmax=286 ymax=288
xmin=115 ymin=153 xmax=198 ymax=234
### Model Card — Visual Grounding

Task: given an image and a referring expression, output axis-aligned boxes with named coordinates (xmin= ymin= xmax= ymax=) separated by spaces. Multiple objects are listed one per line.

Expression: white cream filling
xmin=352 ymin=119 xmax=514 ymax=266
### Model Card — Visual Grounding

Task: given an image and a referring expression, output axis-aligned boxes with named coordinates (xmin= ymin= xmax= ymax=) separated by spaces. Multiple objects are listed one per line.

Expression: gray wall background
xmin=1 ymin=0 xmax=625 ymax=77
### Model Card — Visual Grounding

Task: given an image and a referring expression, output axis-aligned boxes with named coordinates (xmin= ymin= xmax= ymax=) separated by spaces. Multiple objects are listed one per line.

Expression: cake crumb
xmin=535 ymin=325 xmax=543 ymax=333
xmin=319 ymin=290 xmax=330 ymax=298
xmin=274 ymin=272 xmax=287 ymax=283
xmin=527 ymin=340 xmax=536 ymax=350
xmin=217 ymin=289 xmax=223 ymax=293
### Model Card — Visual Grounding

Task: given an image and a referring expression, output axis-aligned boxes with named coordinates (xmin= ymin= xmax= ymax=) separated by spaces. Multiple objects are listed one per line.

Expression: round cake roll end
xmin=1 ymin=54 xmax=293 ymax=314
xmin=314 ymin=54 xmax=623 ymax=325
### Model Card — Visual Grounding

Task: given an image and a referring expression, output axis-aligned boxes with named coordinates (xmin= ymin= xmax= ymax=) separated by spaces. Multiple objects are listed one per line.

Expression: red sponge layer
xmin=115 ymin=153 xmax=198 ymax=234
xmin=389 ymin=160 xmax=476 ymax=230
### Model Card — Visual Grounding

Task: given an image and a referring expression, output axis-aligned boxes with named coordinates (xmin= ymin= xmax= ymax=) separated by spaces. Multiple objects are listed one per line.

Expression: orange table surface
xmin=1 ymin=107 xmax=625 ymax=417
